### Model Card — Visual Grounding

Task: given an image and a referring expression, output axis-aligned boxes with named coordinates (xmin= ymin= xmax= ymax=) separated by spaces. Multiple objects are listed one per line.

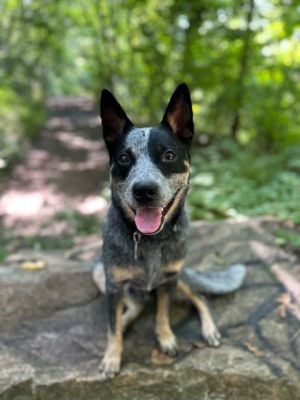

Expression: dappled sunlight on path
xmin=0 ymin=97 xmax=109 ymax=238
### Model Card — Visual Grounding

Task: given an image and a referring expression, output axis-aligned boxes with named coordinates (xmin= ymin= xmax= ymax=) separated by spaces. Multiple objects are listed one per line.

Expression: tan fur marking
xmin=120 ymin=198 xmax=135 ymax=220
xmin=155 ymin=287 xmax=175 ymax=343
xmin=183 ymin=159 xmax=190 ymax=170
xmin=166 ymin=102 xmax=191 ymax=139
xmin=109 ymin=186 xmax=135 ymax=221
xmin=167 ymin=106 xmax=186 ymax=134
xmin=164 ymin=259 xmax=184 ymax=274
xmin=112 ymin=266 xmax=142 ymax=283
xmin=102 ymin=299 xmax=123 ymax=370
xmin=168 ymin=114 xmax=178 ymax=134
xmin=164 ymin=184 xmax=187 ymax=223
xmin=177 ymin=280 xmax=217 ymax=336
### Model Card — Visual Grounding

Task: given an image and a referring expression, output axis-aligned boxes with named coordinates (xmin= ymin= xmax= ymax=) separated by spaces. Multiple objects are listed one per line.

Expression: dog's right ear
xmin=100 ymin=89 xmax=133 ymax=143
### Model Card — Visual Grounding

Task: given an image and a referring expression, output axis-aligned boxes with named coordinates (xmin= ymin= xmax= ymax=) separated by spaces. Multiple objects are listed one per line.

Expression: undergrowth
xmin=188 ymin=139 xmax=300 ymax=224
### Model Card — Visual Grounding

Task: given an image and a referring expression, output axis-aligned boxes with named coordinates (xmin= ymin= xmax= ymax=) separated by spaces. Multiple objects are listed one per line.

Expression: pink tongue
xmin=135 ymin=208 xmax=162 ymax=234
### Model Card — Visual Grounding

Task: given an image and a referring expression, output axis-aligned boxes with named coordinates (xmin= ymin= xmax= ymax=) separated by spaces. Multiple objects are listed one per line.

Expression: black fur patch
xmin=109 ymin=133 xmax=136 ymax=181
xmin=148 ymin=127 xmax=190 ymax=176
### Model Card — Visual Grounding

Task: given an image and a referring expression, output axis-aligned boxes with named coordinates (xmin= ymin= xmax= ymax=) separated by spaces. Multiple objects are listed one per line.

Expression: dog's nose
xmin=132 ymin=182 xmax=159 ymax=203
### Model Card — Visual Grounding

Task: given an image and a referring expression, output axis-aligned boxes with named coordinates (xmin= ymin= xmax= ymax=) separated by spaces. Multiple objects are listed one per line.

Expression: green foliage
xmin=23 ymin=235 xmax=75 ymax=252
xmin=0 ymin=225 xmax=74 ymax=256
xmin=52 ymin=210 xmax=101 ymax=236
xmin=0 ymin=0 xmax=299 ymax=214
xmin=0 ymin=209 xmax=101 ymax=255
xmin=0 ymin=0 xmax=68 ymax=166
xmin=1 ymin=1 xmax=299 ymax=143
xmin=0 ymin=248 xmax=8 ymax=262
xmin=0 ymin=88 xmax=23 ymax=162
xmin=188 ymin=140 xmax=300 ymax=223
xmin=275 ymin=228 xmax=300 ymax=249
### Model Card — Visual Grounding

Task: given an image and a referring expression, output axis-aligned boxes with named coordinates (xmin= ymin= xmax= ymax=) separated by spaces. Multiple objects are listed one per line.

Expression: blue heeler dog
xmin=93 ymin=83 xmax=246 ymax=380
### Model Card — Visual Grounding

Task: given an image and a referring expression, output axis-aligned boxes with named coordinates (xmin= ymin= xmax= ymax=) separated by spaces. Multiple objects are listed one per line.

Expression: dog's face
xmin=100 ymin=84 xmax=194 ymax=235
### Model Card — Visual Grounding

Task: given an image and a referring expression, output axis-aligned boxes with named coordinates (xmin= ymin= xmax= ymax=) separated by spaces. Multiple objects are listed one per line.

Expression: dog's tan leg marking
xmin=99 ymin=298 xmax=123 ymax=380
xmin=177 ymin=280 xmax=221 ymax=347
xmin=155 ymin=287 xmax=178 ymax=356
xmin=121 ymin=295 xmax=143 ymax=332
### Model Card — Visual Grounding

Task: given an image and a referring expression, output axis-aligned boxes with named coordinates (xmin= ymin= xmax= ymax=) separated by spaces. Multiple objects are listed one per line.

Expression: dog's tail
xmin=179 ymin=264 xmax=247 ymax=295
xmin=92 ymin=258 xmax=246 ymax=295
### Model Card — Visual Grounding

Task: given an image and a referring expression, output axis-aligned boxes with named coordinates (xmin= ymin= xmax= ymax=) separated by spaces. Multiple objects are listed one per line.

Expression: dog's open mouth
xmin=134 ymin=207 xmax=163 ymax=235
xmin=133 ymin=189 xmax=181 ymax=235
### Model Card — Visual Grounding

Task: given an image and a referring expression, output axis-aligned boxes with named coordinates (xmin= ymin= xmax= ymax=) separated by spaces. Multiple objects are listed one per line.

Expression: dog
xmin=97 ymin=83 xmax=222 ymax=380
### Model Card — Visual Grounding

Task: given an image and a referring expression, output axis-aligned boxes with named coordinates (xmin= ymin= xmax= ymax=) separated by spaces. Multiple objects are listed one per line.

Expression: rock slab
xmin=0 ymin=218 xmax=299 ymax=399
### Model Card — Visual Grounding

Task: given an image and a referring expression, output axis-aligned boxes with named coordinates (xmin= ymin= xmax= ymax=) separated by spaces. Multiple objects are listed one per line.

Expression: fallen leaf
xmin=150 ymin=348 xmax=176 ymax=366
xmin=21 ymin=260 xmax=46 ymax=271
xmin=244 ymin=341 xmax=265 ymax=357
xmin=271 ymin=264 xmax=300 ymax=301
xmin=191 ymin=340 xmax=206 ymax=349
xmin=276 ymin=293 xmax=292 ymax=319
xmin=272 ymin=264 xmax=300 ymax=322
xmin=278 ymin=304 xmax=286 ymax=319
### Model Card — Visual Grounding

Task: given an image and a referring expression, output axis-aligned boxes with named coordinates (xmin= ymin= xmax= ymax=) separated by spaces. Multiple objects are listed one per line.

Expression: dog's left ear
xmin=161 ymin=83 xmax=194 ymax=144
xmin=100 ymin=89 xmax=133 ymax=143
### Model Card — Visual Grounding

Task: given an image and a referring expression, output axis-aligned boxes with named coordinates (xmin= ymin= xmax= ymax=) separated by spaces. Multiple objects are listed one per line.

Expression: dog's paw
xmin=99 ymin=355 xmax=121 ymax=380
xmin=157 ymin=333 xmax=178 ymax=357
xmin=201 ymin=321 xmax=221 ymax=348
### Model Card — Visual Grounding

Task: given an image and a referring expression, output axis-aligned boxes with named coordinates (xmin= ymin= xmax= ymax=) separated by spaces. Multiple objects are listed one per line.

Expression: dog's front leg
xmin=177 ymin=280 xmax=221 ymax=347
xmin=155 ymin=283 xmax=178 ymax=356
xmin=99 ymin=288 xmax=123 ymax=380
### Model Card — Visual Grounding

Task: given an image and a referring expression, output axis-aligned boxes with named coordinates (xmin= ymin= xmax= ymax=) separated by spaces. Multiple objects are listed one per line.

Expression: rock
xmin=0 ymin=252 xmax=99 ymax=330
xmin=0 ymin=218 xmax=300 ymax=399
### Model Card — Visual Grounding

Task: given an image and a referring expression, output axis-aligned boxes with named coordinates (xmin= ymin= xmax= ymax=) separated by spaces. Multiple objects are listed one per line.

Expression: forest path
xmin=0 ymin=97 xmax=109 ymax=241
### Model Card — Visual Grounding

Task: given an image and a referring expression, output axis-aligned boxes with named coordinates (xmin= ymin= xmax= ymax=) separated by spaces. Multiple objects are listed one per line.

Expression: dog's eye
xmin=118 ymin=153 xmax=130 ymax=165
xmin=162 ymin=150 xmax=177 ymax=162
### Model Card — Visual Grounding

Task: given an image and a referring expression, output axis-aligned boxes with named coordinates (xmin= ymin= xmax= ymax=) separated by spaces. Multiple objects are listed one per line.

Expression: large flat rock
xmin=0 ymin=253 xmax=99 ymax=329
xmin=0 ymin=218 xmax=299 ymax=399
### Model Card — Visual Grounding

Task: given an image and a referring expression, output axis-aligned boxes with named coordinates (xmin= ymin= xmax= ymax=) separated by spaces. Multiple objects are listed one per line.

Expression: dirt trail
xmin=0 ymin=97 xmax=109 ymax=238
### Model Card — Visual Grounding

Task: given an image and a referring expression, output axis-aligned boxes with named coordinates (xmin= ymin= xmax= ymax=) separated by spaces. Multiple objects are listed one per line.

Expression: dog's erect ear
xmin=100 ymin=89 xmax=133 ymax=143
xmin=161 ymin=83 xmax=194 ymax=144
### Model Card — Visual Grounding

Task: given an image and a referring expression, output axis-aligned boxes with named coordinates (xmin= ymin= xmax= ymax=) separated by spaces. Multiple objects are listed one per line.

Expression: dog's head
xmin=100 ymin=83 xmax=194 ymax=235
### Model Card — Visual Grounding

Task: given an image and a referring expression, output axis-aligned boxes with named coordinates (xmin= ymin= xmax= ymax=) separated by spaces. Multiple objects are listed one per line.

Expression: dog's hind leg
xmin=177 ymin=280 xmax=221 ymax=347
xmin=122 ymin=294 xmax=144 ymax=332
xmin=93 ymin=261 xmax=144 ymax=332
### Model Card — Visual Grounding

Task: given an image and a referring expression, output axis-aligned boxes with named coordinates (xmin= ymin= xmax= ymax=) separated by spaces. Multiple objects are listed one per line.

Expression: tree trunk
xmin=230 ymin=0 xmax=255 ymax=140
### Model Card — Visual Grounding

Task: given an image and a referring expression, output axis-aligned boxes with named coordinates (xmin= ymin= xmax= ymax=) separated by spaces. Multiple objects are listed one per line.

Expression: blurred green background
xmin=0 ymin=0 xmax=299 ymax=255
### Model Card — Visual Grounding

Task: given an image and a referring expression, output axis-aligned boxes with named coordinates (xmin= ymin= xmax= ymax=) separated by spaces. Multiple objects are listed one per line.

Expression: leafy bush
xmin=0 ymin=88 xmax=23 ymax=163
xmin=188 ymin=140 xmax=300 ymax=223
xmin=0 ymin=87 xmax=46 ymax=170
